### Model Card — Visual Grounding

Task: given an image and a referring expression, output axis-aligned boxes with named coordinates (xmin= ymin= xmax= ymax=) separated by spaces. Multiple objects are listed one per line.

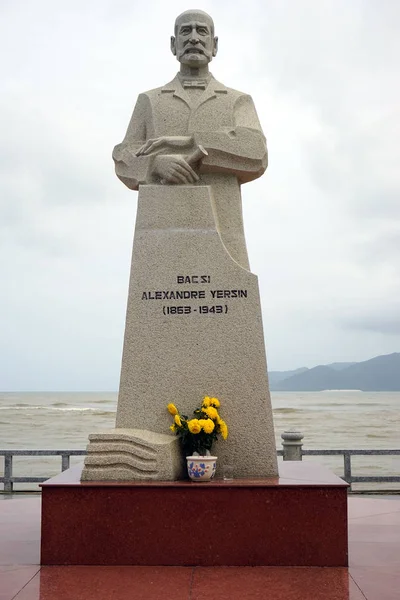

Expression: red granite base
xmin=40 ymin=462 xmax=348 ymax=567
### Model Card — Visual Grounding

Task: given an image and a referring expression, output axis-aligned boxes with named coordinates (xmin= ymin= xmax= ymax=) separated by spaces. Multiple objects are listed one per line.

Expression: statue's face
xmin=171 ymin=13 xmax=218 ymax=67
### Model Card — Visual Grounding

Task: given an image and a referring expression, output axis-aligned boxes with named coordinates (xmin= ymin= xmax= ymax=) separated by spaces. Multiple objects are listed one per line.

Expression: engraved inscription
xmin=162 ymin=305 xmax=228 ymax=315
xmin=142 ymin=290 xmax=206 ymax=300
xmin=210 ymin=290 xmax=247 ymax=299
xmin=177 ymin=275 xmax=211 ymax=284
xmin=141 ymin=274 xmax=248 ymax=316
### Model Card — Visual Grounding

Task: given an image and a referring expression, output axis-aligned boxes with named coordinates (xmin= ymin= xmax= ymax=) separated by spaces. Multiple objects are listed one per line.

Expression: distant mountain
xmin=269 ymin=353 xmax=400 ymax=392
xmin=268 ymin=367 xmax=308 ymax=388
xmin=327 ymin=362 xmax=357 ymax=371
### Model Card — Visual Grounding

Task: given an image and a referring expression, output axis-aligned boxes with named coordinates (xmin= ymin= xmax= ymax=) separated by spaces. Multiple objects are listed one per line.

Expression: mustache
xmin=182 ymin=41 xmax=208 ymax=55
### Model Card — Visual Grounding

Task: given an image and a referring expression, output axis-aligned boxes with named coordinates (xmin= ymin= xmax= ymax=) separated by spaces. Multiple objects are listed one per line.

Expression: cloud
xmin=340 ymin=309 xmax=400 ymax=336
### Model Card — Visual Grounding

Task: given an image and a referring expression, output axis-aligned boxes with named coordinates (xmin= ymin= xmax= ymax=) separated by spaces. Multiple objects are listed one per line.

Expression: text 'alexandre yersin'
xmin=141 ymin=289 xmax=248 ymax=300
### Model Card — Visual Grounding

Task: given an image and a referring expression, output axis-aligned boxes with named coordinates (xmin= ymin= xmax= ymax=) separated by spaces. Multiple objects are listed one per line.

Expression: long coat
xmin=113 ymin=74 xmax=268 ymax=269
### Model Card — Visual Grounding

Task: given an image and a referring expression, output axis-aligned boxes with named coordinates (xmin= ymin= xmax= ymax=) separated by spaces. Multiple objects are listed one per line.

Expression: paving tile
xmin=350 ymin=541 xmax=400 ymax=568
xmin=0 ymin=498 xmax=41 ymax=518
xmin=0 ymin=498 xmax=41 ymax=566
xmin=348 ymin=522 xmax=400 ymax=543
xmin=191 ymin=567 xmax=365 ymax=600
xmin=348 ymin=498 xmax=400 ymax=520
xmin=349 ymin=511 xmax=400 ymax=526
xmin=351 ymin=567 xmax=400 ymax=600
xmin=13 ymin=566 xmax=193 ymax=600
xmin=0 ymin=542 xmax=40 ymax=567
xmin=0 ymin=495 xmax=40 ymax=502
xmin=0 ymin=566 xmax=39 ymax=600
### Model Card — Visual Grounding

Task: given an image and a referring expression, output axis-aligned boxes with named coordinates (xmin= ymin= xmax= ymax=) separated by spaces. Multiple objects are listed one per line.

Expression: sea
xmin=0 ymin=391 xmax=399 ymax=492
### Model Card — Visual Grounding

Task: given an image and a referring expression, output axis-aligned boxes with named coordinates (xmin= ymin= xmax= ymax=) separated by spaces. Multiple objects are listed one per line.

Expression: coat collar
xmin=161 ymin=73 xmax=227 ymax=109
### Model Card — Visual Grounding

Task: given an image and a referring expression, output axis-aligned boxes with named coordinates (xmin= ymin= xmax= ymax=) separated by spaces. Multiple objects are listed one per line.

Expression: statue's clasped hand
xmin=136 ymin=138 xmax=208 ymax=185
xmin=152 ymin=154 xmax=199 ymax=184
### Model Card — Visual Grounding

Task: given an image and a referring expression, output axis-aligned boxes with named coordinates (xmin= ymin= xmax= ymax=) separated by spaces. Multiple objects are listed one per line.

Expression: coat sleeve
xmin=193 ymin=94 xmax=268 ymax=184
xmin=112 ymin=94 xmax=155 ymax=191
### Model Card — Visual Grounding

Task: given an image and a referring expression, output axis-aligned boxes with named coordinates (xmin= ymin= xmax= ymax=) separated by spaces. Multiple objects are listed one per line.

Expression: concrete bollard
xmin=281 ymin=429 xmax=304 ymax=461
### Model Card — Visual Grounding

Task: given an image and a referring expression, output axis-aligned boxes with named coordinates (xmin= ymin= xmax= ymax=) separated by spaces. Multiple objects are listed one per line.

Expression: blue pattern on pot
xmin=187 ymin=456 xmax=217 ymax=481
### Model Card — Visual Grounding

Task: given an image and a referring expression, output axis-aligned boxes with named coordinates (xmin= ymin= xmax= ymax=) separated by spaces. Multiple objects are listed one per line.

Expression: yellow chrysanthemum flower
xmin=198 ymin=418 xmax=215 ymax=433
xmin=202 ymin=396 xmax=211 ymax=407
xmin=188 ymin=419 xmax=201 ymax=434
xmin=174 ymin=414 xmax=182 ymax=427
xmin=204 ymin=406 xmax=218 ymax=420
xmin=219 ymin=420 xmax=228 ymax=440
xmin=169 ymin=424 xmax=176 ymax=432
xmin=167 ymin=403 xmax=178 ymax=416
xmin=202 ymin=419 xmax=215 ymax=434
xmin=210 ymin=397 xmax=220 ymax=408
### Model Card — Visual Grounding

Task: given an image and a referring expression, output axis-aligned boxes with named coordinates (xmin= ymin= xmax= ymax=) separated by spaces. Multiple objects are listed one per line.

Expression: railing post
xmin=4 ymin=452 xmax=13 ymax=493
xmin=281 ymin=429 xmax=304 ymax=461
xmin=61 ymin=453 xmax=70 ymax=472
xmin=344 ymin=452 xmax=352 ymax=490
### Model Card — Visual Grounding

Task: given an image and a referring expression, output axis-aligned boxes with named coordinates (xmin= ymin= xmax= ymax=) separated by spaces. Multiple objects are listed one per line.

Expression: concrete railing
xmin=1 ymin=432 xmax=400 ymax=492
xmin=0 ymin=450 xmax=86 ymax=493
xmin=280 ymin=429 xmax=400 ymax=490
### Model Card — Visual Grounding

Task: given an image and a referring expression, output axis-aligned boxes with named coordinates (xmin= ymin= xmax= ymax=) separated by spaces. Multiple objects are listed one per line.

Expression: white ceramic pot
xmin=186 ymin=456 xmax=217 ymax=481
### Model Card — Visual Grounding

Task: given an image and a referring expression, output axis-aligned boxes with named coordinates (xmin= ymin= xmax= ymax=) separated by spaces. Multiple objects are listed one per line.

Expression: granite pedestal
xmin=41 ymin=462 xmax=348 ymax=567
xmin=82 ymin=184 xmax=278 ymax=482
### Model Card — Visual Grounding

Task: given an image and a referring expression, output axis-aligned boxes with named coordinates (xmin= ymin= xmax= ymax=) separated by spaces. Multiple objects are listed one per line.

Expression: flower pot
xmin=186 ymin=456 xmax=217 ymax=481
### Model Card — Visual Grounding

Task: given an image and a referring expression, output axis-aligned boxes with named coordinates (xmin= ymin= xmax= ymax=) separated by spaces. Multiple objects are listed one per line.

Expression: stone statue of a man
xmin=113 ymin=9 xmax=268 ymax=270
xmin=82 ymin=10 xmax=278 ymax=482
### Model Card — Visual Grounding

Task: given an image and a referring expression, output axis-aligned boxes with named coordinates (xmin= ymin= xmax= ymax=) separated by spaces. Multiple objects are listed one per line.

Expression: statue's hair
xmin=174 ymin=9 xmax=215 ymax=36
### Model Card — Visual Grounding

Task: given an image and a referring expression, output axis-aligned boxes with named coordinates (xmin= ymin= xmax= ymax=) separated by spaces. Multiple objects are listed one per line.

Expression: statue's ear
xmin=212 ymin=36 xmax=218 ymax=57
xmin=170 ymin=36 xmax=177 ymax=56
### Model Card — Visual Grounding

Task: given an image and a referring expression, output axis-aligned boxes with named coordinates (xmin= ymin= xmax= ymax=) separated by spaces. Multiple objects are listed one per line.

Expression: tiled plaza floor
xmin=0 ymin=495 xmax=399 ymax=600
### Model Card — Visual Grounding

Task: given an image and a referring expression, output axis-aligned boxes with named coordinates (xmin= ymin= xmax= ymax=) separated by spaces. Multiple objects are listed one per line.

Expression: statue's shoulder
xmin=138 ymin=76 xmax=178 ymax=100
xmin=225 ymin=86 xmax=250 ymax=98
xmin=211 ymin=77 xmax=253 ymax=101
xmin=139 ymin=85 xmax=166 ymax=99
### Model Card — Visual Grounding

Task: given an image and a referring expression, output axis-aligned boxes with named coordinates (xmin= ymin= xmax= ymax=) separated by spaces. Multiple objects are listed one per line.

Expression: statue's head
xmin=171 ymin=9 xmax=218 ymax=67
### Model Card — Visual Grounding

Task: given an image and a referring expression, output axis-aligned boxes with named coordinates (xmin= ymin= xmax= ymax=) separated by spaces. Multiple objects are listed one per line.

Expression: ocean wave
xmin=350 ymin=403 xmax=383 ymax=408
xmin=305 ymin=402 xmax=382 ymax=408
xmin=0 ymin=406 xmax=114 ymax=415
xmin=321 ymin=389 xmax=363 ymax=392
xmin=92 ymin=399 xmax=116 ymax=404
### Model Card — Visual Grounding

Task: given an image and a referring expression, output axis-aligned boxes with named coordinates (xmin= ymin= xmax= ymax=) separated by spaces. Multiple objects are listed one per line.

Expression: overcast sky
xmin=1 ymin=0 xmax=399 ymax=391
